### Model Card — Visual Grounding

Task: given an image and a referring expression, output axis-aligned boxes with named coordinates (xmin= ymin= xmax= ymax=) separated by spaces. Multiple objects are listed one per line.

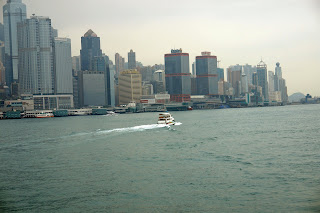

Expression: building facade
xmin=128 ymin=49 xmax=136 ymax=69
xmin=18 ymin=16 xmax=54 ymax=95
xmin=78 ymin=71 xmax=107 ymax=107
xmin=3 ymin=0 xmax=27 ymax=87
xmin=118 ymin=69 xmax=142 ymax=105
xmin=165 ymin=49 xmax=191 ymax=102
xmin=80 ymin=29 xmax=102 ymax=71
xmin=54 ymin=37 xmax=73 ymax=94
xmin=256 ymin=60 xmax=269 ymax=101
xmin=196 ymin=52 xmax=218 ymax=96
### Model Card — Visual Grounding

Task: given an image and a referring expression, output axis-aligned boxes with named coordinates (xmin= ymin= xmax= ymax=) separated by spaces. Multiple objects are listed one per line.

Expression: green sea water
xmin=0 ymin=104 xmax=320 ymax=212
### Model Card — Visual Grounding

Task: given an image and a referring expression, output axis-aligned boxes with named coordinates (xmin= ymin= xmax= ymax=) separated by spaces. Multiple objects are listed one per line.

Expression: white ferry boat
xmin=35 ymin=112 xmax=54 ymax=118
xmin=158 ymin=113 xmax=175 ymax=125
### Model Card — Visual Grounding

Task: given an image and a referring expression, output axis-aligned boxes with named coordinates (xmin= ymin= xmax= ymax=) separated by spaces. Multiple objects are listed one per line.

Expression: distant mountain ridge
xmin=289 ymin=92 xmax=305 ymax=102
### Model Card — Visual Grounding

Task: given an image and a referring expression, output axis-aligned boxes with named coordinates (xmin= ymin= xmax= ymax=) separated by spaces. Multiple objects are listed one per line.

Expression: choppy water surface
xmin=1 ymin=105 xmax=320 ymax=212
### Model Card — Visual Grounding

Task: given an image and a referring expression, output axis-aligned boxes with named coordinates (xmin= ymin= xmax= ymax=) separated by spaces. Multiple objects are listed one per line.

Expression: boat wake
xmin=95 ymin=122 xmax=182 ymax=135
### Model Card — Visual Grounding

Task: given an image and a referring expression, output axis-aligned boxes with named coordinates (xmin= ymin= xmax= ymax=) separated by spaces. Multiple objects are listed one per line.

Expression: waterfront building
xmin=128 ymin=49 xmax=136 ymax=69
xmin=33 ymin=94 xmax=74 ymax=110
xmin=256 ymin=60 xmax=269 ymax=101
xmin=54 ymin=37 xmax=73 ymax=94
xmin=192 ymin=62 xmax=196 ymax=77
xmin=118 ymin=69 xmax=142 ymax=105
xmin=165 ymin=49 xmax=191 ymax=102
xmin=3 ymin=0 xmax=27 ymax=87
xmin=18 ymin=16 xmax=54 ymax=95
xmin=78 ymin=71 xmax=108 ymax=107
xmin=152 ymin=70 xmax=166 ymax=94
xmin=80 ymin=29 xmax=102 ymax=71
xmin=196 ymin=52 xmax=218 ymax=96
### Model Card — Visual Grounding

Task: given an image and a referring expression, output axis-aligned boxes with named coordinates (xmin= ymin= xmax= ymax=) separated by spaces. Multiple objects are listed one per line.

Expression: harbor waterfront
xmin=1 ymin=104 xmax=320 ymax=212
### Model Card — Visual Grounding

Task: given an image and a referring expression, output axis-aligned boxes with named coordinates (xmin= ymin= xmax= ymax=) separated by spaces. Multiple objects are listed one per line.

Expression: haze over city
xmin=0 ymin=0 xmax=318 ymax=96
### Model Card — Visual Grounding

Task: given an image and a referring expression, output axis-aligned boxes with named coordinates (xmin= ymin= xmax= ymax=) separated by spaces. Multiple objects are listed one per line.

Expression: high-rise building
xmin=118 ymin=69 xmax=142 ymax=105
xmin=268 ymin=71 xmax=275 ymax=92
xmin=0 ymin=23 xmax=4 ymax=42
xmin=217 ymin=68 xmax=224 ymax=81
xmin=0 ymin=41 xmax=5 ymax=84
xmin=54 ymin=37 xmax=73 ymax=94
xmin=128 ymin=49 xmax=136 ymax=69
xmin=3 ymin=0 xmax=27 ymax=87
xmin=78 ymin=71 xmax=107 ymax=107
xmin=241 ymin=74 xmax=248 ymax=94
xmin=196 ymin=51 xmax=218 ymax=96
xmin=227 ymin=68 xmax=242 ymax=97
xmin=18 ymin=16 xmax=54 ymax=95
xmin=72 ymin=56 xmax=81 ymax=72
xmin=256 ymin=60 xmax=269 ymax=101
xmin=165 ymin=49 xmax=191 ymax=102
xmin=115 ymin=53 xmax=125 ymax=77
xmin=80 ymin=29 xmax=102 ymax=71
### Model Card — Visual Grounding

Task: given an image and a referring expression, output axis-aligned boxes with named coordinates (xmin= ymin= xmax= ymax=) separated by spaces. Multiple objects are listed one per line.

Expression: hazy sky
xmin=0 ymin=0 xmax=319 ymax=95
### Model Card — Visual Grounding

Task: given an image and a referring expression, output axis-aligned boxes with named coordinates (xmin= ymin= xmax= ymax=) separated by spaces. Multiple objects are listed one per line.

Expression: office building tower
xmin=274 ymin=62 xmax=282 ymax=91
xmin=72 ymin=56 xmax=81 ymax=72
xmin=0 ymin=23 xmax=4 ymax=41
xmin=227 ymin=68 xmax=242 ymax=97
xmin=18 ymin=16 xmax=54 ymax=95
xmin=118 ymin=69 xmax=142 ymax=105
xmin=115 ymin=53 xmax=125 ymax=77
xmin=241 ymin=74 xmax=248 ymax=94
xmin=268 ymin=71 xmax=275 ymax=92
xmin=3 ymin=0 xmax=27 ymax=87
xmin=192 ymin=62 xmax=196 ymax=77
xmin=242 ymin=64 xmax=256 ymax=86
xmin=165 ymin=49 xmax=191 ymax=102
xmin=128 ymin=49 xmax=136 ymax=69
xmin=80 ymin=29 xmax=102 ymax=71
xmin=256 ymin=60 xmax=269 ymax=101
xmin=0 ymin=61 xmax=5 ymax=85
xmin=196 ymin=51 xmax=218 ymax=96
xmin=217 ymin=68 xmax=224 ymax=81
xmin=0 ymin=41 xmax=5 ymax=84
xmin=275 ymin=62 xmax=282 ymax=79
xmin=54 ymin=37 xmax=73 ymax=94
xmin=78 ymin=71 xmax=107 ymax=107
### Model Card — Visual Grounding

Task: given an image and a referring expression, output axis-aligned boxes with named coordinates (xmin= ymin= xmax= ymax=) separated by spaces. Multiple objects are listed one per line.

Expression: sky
xmin=0 ymin=0 xmax=319 ymax=96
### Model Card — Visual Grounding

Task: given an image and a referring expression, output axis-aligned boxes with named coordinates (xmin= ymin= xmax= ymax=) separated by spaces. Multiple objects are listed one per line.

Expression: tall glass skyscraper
xmin=165 ymin=49 xmax=191 ymax=102
xmin=257 ymin=60 xmax=269 ymax=101
xmin=3 ymin=0 xmax=27 ymax=87
xmin=80 ymin=29 xmax=102 ymax=71
xmin=18 ymin=16 xmax=54 ymax=95
xmin=54 ymin=37 xmax=73 ymax=94
xmin=196 ymin=52 xmax=218 ymax=96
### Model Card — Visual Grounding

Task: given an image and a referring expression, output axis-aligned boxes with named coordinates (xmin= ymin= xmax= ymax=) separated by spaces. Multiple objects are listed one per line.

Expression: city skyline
xmin=0 ymin=0 xmax=319 ymax=96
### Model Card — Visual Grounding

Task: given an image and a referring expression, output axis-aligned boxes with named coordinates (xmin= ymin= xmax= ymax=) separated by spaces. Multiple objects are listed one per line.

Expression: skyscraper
xmin=80 ymin=29 xmax=102 ymax=71
xmin=128 ymin=49 xmax=136 ymax=69
xmin=3 ymin=0 xmax=27 ymax=87
xmin=227 ymin=68 xmax=242 ymax=97
xmin=196 ymin=52 xmax=218 ymax=96
xmin=18 ymin=16 xmax=54 ymax=95
xmin=115 ymin=53 xmax=125 ymax=77
xmin=54 ymin=37 xmax=73 ymax=94
xmin=256 ymin=60 xmax=269 ymax=101
xmin=0 ymin=23 xmax=4 ymax=42
xmin=165 ymin=49 xmax=191 ymax=102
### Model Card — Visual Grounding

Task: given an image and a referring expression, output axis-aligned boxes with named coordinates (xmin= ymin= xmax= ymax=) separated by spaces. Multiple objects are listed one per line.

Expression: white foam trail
xmin=95 ymin=124 xmax=168 ymax=135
